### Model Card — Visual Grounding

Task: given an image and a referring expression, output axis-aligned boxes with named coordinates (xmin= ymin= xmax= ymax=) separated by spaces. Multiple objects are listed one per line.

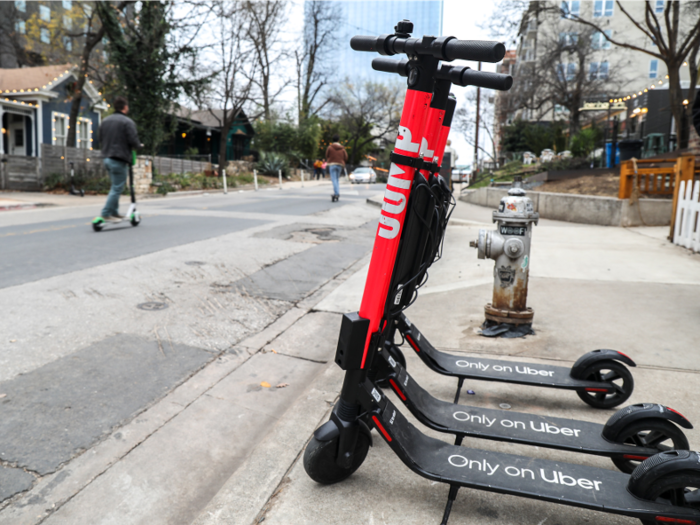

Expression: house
xmin=158 ymin=108 xmax=255 ymax=165
xmin=0 ymin=64 xmax=106 ymax=157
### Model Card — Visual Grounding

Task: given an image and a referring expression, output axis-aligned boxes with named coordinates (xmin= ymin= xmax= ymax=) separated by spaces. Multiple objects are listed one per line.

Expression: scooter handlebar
xmin=443 ymin=39 xmax=506 ymax=63
xmin=351 ymin=35 xmax=506 ymax=63
xmin=350 ymin=35 xmax=382 ymax=53
xmin=372 ymin=57 xmax=410 ymax=77
xmin=371 ymin=59 xmax=513 ymax=91
xmin=441 ymin=66 xmax=513 ymax=91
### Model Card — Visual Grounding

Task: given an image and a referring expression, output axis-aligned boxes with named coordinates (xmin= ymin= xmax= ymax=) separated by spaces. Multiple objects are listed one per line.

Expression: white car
xmin=349 ymin=167 xmax=377 ymax=184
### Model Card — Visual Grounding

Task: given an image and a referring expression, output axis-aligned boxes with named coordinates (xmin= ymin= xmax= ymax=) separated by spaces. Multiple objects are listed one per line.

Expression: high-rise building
xmin=330 ymin=0 xmax=444 ymax=82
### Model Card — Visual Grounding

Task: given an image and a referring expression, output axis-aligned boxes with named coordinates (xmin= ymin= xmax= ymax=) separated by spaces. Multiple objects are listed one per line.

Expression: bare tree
xmin=454 ymin=89 xmax=498 ymax=164
xmin=294 ymin=1 xmax=342 ymax=123
xmin=243 ymin=0 xmax=288 ymax=121
xmin=0 ymin=2 xmax=19 ymax=68
xmin=65 ymin=1 xmax=129 ymax=148
xmin=327 ymin=80 xmax=404 ymax=164
xmin=197 ymin=0 xmax=256 ymax=176
xmin=565 ymin=1 xmax=700 ymax=149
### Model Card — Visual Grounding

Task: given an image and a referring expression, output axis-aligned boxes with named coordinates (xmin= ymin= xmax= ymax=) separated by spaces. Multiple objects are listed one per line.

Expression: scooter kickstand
xmin=440 ymin=485 xmax=460 ymax=525
xmin=453 ymin=377 xmax=464 ymax=404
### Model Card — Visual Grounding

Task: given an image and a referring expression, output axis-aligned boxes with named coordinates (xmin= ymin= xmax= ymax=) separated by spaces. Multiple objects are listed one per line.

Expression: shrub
xmin=256 ymin=151 xmax=288 ymax=177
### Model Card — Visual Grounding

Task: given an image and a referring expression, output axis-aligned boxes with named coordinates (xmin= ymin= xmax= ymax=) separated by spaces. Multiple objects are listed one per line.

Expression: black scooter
xmin=364 ymin=54 xmax=692 ymax=475
xmin=303 ymin=22 xmax=700 ymax=525
xmin=68 ymin=161 xmax=84 ymax=197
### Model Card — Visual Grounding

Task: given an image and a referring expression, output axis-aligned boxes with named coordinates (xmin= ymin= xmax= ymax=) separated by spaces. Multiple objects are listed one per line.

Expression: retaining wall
xmin=459 ymin=187 xmax=672 ymax=227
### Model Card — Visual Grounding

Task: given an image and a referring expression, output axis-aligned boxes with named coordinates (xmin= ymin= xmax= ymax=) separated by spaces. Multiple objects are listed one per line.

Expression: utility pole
xmin=472 ymin=61 xmax=482 ymax=181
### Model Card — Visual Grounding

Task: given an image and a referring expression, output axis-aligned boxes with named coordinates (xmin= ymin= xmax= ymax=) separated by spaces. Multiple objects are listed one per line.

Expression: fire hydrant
xmin=470 ymin=179 xmax=538 ymax=325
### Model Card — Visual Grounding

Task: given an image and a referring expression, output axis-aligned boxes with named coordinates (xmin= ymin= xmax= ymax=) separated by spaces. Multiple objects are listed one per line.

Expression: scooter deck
xmin=397 ymin=314 xmax=606 ymax=391
xmin=365 ymin=383 xmax=700 ymax=522
xmin=383 ymin=354 xmax=658 ymax=459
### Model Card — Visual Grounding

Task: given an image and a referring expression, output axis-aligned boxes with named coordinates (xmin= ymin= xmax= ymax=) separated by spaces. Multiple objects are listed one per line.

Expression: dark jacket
xmin=325 ymin=143 xmax=348 ymax=166
xmin=693 ymin=93 xmax=700 ymax=137
xmin=99 ymin=112 xmax=140 ymax=164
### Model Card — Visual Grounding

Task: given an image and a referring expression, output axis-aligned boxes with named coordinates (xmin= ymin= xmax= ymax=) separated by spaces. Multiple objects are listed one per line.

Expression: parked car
xmin=349 ymin=167 xmax=377 ymax=184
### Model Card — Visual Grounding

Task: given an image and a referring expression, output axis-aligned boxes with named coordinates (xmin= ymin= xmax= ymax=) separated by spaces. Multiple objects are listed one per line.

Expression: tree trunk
xmin=66 ymin=26 xmax=105 ymax=148
xmin=218 ymin=117 xmax=231 ymax=178
xmin=667 ymin=64 xmax=684 ymax=150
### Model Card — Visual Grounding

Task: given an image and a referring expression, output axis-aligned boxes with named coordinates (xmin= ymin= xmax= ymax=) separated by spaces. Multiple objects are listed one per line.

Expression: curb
xmin=0 ymin=202 xmax=55 ymax=212
xmin=191 ymin=363 xmax=341 ymax=525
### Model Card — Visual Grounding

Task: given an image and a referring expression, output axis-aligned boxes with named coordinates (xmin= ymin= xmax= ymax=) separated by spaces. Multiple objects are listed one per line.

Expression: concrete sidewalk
xmin=193 ymin=200 xmax=700 ymax=525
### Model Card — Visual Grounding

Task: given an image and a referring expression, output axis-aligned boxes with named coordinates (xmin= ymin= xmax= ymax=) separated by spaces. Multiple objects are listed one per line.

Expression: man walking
xmin=96 ymin=96 xmax=140 ymax=222
xmin=325 ymin=135 xmax=347 ymax=201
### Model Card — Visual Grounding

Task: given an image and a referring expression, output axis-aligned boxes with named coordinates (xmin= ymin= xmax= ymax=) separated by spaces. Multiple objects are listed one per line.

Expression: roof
xmin=0 ymin=64 xmax=73 ymax=93
xmin=175 ymin=107 xmax=255 ymax=135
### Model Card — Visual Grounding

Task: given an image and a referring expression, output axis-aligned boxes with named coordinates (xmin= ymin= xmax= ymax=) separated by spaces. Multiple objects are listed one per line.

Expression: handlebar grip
xmin=460 ymin=69 xmax=512 ymax=90
xmin=350 ymin=35 xmax=381 ymax=53
xmin=443 ymin=39 xmax=506 ymax=63
xmin=372 ymin=57 xmax=410 ymax=77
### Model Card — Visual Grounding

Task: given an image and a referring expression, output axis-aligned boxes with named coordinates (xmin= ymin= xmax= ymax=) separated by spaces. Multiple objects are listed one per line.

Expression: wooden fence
xmin=1 ymin=146 xmax=217 ymax=191
xmin=152 ymin=156 xmax=215 ymax=176
xmin=0 ymin=155 xmax=41 ymax=191
xmin=673 ymin=179 xmax=700 ymax=252
xmin=618 ymin=158 xmax=683 ymax=199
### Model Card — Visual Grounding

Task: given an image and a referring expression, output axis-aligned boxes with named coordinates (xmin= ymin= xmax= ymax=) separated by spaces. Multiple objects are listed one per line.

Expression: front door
xmin=8 ymin=115 xmax=25 ymax=156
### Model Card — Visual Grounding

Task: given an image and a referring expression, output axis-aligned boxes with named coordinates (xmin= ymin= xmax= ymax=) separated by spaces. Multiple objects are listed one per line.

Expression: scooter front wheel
xmin=610 ymin=419 xmax=689 ymax=473
xmin=303 ymin=427 xmax=371 ymax=485
xmin=92 ymin=221 xmax=104 ymax=232
xmin=576 ymin=360 xmax=633 ymax=409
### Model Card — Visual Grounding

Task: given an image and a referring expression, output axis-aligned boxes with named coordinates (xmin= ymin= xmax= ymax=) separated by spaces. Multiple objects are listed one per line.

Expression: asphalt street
xmin=0 ymin=185 xmax=375 ymax=289
xmin=0 ymin=181 xmax=384 ymax=524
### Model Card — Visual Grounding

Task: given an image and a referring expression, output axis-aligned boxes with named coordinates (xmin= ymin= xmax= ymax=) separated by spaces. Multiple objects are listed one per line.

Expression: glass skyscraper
xmin=328 ymin=1 xmax=444 ymax=82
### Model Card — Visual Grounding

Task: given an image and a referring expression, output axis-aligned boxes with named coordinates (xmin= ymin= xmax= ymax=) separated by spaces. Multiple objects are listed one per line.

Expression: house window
xmin=594 ymin=0 xmax=613 ymax=16
xmin=77 ymin=118 xmax=91 ymax=149
xmin=649 ymin=59 xmax=659 ymax=78
xmin=557 ymin=63 xmax=577 ymax=81
xmin=40 ymin=28 xmax=50 ymax=44
xmin=592 ymin=30 xmax=612 ymax=49
xmin=63 ymin=36 xmax=72 ymax=51
xmin=597 ymin=61 xmax=609 ymax=79
xmin=53 ymin=112 xmax=68 ymax=146
xmin=14 ymin=0 xmax=25 ymax=12
xmin=560 ymin=0 xmax=579 ymax=18
xmin=655 ymin=0 xmax=664 ymax=14
xmin=62 ymin=0 xmax=72 ymax=9
xmin=15 ymin=20 xmax=25 ymax=34
xmin=39 ymin=5 xmax=50 ymax=22
xmin=589 ymin=61 xmax=609 ymax=80
xmin=63 ymin=15 xmax=71 ymax=29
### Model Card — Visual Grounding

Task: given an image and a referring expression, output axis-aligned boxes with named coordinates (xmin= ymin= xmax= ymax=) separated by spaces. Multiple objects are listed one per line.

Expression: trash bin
xmin=618 ymin=139 xmax=643 ymax=161
xmin=605 ymin=142 xmax=620 ymax=167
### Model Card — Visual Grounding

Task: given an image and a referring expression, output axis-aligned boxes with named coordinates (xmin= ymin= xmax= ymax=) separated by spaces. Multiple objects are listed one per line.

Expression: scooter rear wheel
xmin=637 ymin=473 xmax=700 ymax=525
xmin=303 ymin=426 xmax=371 ymax=485
xmin=610 ymin=420 xmax=689 ymax=474
xmin=575 ymin=360 xmax=633 ymax=409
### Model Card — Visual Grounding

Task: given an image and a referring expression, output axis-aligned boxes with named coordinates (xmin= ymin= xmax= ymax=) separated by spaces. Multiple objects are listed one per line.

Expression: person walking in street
xmin=96 ymin=96 xmax=141 ymax=222
xmin=325 ymin=135 xmax=347 ymax=201
xmin=313 ymin=158 xmax=323 ymax=180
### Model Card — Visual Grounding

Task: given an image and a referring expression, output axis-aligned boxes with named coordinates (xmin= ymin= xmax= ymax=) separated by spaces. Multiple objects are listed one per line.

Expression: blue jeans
xmin=329 ymin=164 xmax=342 ymax=196
xmin=101 ymin=158 xmax=128 ymax=217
